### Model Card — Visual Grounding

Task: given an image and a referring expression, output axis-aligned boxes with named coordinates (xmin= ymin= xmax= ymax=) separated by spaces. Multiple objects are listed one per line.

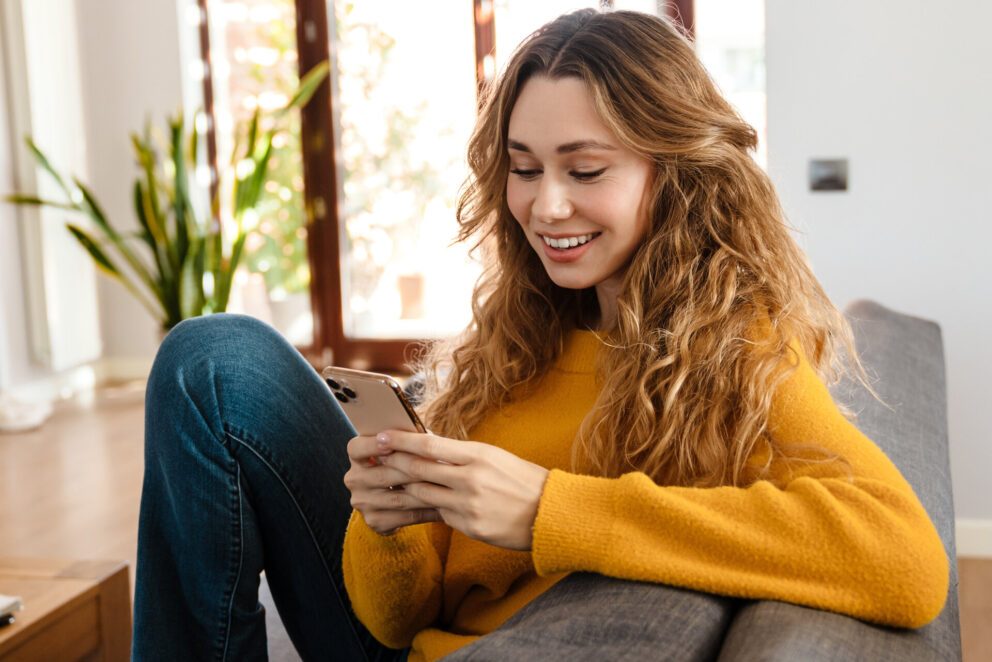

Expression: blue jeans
xmin=132 ymin=314 xmax=410 ymax=661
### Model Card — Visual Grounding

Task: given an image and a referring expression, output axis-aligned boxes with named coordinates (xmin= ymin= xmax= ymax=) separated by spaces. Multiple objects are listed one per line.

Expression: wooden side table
xmin=0 ymin=558 xmax=131 ymax=662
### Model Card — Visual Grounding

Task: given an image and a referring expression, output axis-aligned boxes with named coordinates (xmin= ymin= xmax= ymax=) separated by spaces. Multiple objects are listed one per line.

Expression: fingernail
xmin=376 ymin=431 xmax=389 ymax=449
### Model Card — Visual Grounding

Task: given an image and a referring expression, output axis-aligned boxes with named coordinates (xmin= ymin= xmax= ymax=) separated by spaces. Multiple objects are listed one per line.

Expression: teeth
xmin=542 ymin=233 xmax=597 ymax=249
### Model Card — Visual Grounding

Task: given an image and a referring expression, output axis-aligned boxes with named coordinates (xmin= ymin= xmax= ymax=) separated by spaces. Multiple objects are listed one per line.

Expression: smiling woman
xmin=132 ymin=8 xmax=949 ymax=662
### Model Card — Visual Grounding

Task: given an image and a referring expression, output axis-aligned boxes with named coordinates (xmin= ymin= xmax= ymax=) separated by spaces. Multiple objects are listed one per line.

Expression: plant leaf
xmin=247 ymin=137 xmax=274 ymax=211
xmin=24 ymin=137 xmax=72 ymax=197
xmin=189 ymin=111 xmax=200 ymax=164
xmin=170 ymin=114 xmax=192 ymax=273
xmin=193 ymin=235 xmax=206 ymax=312
xmin=3 ymin=194 xmax=75 ymax=211
xmin=66 ymin=223 xmax=121 ymax=276
xmin=246 ymin=108 xmax=259 ymax=160
xmin=72 ymin=178 xmax=118 ymax=239
xmin=234 ymin=137 xmax=272 ymax=217
xmin=214 ymin=230 xmax=247 ymax=312
xmin=133 ymin=179 xmax=172 ymax=297
xmin=178 ymin=236 xmax=207 ymax=319
xmin=274 ymin=61 xmax=330 ymax=119
xmin=134 ymin=131 xmax=178 ymax=276
xmin=66 ymin=223 xmax=164 ymax=324
xmin=228 ymin=122 xmax=243 ymax=168
xmin=209 ymin=225 xmax=224 ymax=310
xmin=73 ymin=176 xmax=162 ymax=303
xmin=133 ymin=181 xmax=158 ymax=246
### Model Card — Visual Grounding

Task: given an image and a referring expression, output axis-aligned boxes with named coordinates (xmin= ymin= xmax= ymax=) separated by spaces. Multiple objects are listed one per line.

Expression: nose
xmin=532 ymin=175 xmax=573 ymax=224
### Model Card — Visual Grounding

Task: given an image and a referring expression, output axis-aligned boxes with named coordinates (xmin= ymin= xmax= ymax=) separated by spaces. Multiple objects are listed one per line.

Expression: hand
xmin=344 ymin=435 xmax=443 ymax=536
xmin=375 ymin=430 xmax=551 ymax=551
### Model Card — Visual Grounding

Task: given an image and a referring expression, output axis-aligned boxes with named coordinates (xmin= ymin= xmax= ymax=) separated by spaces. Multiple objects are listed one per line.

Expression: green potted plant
xmin=4 ymin=62 xmax=329 ymax=333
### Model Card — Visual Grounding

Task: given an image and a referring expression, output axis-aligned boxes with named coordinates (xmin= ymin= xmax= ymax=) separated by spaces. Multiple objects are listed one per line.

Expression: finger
xmin=367 ymin=508 xmax=442 ymax=535
xmin=433 ymin=506 xmax=465 ymax=534
xmin=347 ymin=435 xmax=393 ymax=466
xmin=364 ymin=465 xmax=419 ymax=490
xmin=343 ymin=462 xmax=419 ymax=496
xmin=376 ymin=430 xmax=479 ymax=465
xmin=403 ymin=481 xmax=460 ymax=511
xmin=367 ymin=485 xmax=438 ymax=511
xmin=380 ymin=451 xmax=462 ymax=488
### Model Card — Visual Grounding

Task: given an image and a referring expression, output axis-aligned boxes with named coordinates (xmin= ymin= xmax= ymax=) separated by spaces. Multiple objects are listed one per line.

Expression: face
xmin=506 ymin=76 xmax=654 ymax=298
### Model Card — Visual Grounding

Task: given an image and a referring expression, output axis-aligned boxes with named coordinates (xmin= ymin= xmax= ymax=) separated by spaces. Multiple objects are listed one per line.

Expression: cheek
xmin=623 ymin=169 xmax=654 ymax=243
xmin=505 ymin=179 xmax=529 ymax=227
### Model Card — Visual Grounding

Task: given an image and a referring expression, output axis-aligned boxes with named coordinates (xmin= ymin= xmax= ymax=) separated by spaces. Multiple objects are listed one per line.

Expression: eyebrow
xmin=508 ymin=139 xmax=617 ymax=154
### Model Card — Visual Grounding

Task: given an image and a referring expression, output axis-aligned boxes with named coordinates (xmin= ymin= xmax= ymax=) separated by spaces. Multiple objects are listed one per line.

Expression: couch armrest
xmin=717 ymin=300 xmax=961 ymax=661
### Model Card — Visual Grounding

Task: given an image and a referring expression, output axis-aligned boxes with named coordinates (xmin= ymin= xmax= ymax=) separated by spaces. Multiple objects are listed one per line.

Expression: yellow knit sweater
xmin=341 ymin=330 xmax=949 ymax=661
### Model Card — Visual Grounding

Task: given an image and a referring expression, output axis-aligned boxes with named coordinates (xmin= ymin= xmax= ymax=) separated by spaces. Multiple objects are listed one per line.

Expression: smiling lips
xmin=538 ymin=232 xmax=601 ymax=262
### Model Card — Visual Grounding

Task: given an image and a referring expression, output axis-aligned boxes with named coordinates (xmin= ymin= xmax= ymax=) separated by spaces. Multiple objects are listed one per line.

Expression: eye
xmin=509 ymin=168 xmax=541 ymax=181
xmin=570 ymin=168 xmax=607 ymax=182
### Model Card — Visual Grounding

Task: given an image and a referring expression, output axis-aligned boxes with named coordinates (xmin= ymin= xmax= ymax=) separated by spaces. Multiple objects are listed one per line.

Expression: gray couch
xmin=261 ymin=299 xmax=961 ymax=661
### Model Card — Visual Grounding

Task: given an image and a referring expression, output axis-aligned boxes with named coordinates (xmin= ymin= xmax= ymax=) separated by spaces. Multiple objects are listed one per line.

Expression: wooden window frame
xmin=665 ymin=0 xmax=695 ymax=36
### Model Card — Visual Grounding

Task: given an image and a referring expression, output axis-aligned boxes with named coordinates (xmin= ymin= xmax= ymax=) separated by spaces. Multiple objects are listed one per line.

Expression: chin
xmin=542 ymin=268 xmax=597 ymax=291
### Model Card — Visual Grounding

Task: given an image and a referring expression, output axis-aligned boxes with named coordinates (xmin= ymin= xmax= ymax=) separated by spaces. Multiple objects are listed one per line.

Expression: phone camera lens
xmin=334 ymin=392 xmax=348 ymax=404
xmin=327 ymin=378 xmax=341 ymax=390
xmin=343 ymin=387 xmax=357 ymax=399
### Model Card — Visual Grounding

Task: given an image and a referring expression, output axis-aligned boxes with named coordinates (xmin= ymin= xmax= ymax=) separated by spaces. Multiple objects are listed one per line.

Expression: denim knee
xmin=151 ymin=314 xmax=283 ymax=384
xmin=146 ymin=315 xmax=294 ymax=439
xmin=147 ymin=313 xmax=329 ymax=445
xmin=159 ymin=314 xmax=279 ymax=364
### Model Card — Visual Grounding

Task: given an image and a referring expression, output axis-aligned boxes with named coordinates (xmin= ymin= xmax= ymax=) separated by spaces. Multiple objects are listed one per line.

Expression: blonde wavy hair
xmin=417 ymin=8 xmax=862 ymax=487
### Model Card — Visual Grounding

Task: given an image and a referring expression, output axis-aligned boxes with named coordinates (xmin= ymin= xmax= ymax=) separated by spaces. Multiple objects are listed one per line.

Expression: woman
xmin=132 ymin=9 xmax=948 ymax=661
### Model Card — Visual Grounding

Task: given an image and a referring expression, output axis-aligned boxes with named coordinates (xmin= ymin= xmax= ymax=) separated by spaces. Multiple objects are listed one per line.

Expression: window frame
xmin=666 ymin=0 xmax=694 ymax=36
xmin=296 ymin=0 xmax=495 ymax=371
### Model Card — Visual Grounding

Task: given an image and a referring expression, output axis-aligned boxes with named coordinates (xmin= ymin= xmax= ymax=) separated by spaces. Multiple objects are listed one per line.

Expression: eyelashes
xmin=508 ymin=168 xmax=607 ymax=182
xmin=572 ymin=168 xmax=607 ymax=181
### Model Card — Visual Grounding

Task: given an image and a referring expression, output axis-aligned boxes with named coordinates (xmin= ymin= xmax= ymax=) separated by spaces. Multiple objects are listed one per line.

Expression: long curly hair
xmin=417 ymin=8 xmax=861 ymax=487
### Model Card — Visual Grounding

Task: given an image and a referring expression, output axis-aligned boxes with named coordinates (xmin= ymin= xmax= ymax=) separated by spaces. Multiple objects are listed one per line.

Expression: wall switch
xmin=809 ymin=158 xmax=848 ymax=191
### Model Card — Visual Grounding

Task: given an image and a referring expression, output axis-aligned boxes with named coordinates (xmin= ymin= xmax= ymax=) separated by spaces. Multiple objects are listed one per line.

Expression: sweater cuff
xmin=531 ymin=469 xmax=616 ymax=576
xmin=346 ymin=509 xmax=431 ymax=556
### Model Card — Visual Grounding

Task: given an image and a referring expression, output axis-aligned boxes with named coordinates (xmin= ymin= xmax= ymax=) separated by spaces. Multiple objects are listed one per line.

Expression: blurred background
xmin=0 ymin=0 xmax=989 ymax=563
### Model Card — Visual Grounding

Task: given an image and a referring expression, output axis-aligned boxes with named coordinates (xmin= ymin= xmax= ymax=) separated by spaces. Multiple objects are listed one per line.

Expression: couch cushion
xmin=717 ymin=600 xmax=946 ymax=662
xmin=441 ymin=572 xmax=737 ymax=662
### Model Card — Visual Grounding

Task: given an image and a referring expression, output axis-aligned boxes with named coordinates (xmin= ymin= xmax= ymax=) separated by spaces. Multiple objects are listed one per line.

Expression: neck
xmin=593 ymin=276 xmax=622 ymax=331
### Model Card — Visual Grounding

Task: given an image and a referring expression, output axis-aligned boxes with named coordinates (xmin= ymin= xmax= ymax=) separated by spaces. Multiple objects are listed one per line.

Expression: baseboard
xmin=1 ymin=356 xmax=152 ymax=405
xmin=1 ymin=363 xmax=98 ymax=404
xmin=955 ymin=518 xmax=992 ymax=558
xmin=93 ymin=356 xmax=155 ymax=383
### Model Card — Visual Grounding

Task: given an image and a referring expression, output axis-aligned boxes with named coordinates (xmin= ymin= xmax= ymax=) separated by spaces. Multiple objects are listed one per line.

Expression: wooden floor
xmin=0 ymin=382 xmax=989 ymax=659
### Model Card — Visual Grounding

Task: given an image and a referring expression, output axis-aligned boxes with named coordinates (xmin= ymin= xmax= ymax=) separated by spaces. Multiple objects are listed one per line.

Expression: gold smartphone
xmin=322 ymin=366 xmax=427 ymax=436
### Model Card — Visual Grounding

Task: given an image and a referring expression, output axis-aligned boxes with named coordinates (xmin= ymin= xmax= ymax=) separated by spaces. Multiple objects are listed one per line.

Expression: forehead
xmin=507 ymin=76 xmax=616 ymax=148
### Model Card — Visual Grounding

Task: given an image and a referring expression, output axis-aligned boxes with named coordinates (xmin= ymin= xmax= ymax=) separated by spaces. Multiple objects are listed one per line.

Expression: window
xmin=332 ymin=1 xmax=480 ymax=343
xmin=202 ymin=0 xmax=314 ymax=346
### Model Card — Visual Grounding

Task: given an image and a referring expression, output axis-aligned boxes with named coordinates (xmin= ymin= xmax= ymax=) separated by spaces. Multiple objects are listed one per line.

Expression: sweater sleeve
xmin=341 ymin=510 xmax=451 ymax=649
xmin=530 ymin=349 xmax=949 ymax=629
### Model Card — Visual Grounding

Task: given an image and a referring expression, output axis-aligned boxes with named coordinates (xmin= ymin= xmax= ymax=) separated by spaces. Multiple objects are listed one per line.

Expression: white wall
xmin=0 ymin=52 xmax=26 ymax=392
xmin=74 ymin=0 xmax=187 ymax=362
xmin=1 ymin=0 xmax=187 ymax=395
xmin=0 ymin=0 xmax=101 ymax=400
xmin=765 ymin=0 xmax=992 ymax=526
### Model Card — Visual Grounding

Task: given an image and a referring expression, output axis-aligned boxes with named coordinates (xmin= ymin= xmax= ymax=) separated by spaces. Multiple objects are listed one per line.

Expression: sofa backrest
xmin=833 ymin=299 xmax=961 ymax=659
